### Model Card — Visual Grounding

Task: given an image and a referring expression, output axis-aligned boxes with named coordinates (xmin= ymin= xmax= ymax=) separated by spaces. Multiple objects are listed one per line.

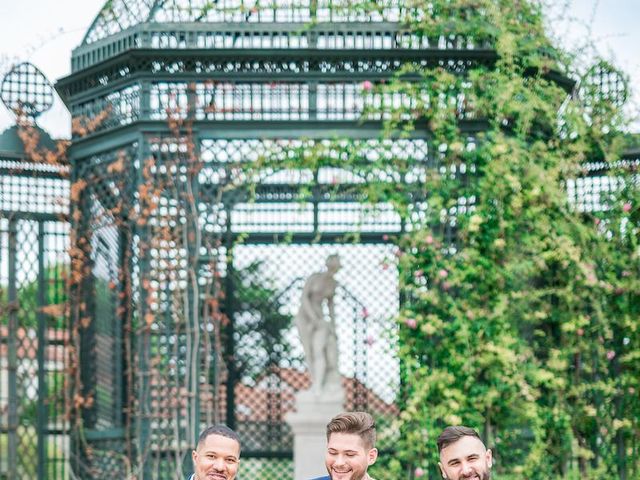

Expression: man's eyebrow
xmin=204 ymin=450 xmax=238 ymax=458
xmin=203 ymin=450 xmax=229 ymax=455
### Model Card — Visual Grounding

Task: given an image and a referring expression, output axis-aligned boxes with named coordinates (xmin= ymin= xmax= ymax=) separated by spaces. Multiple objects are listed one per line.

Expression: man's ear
xmin=192 ymin=449 xmax=198 ymax=465
xmin=438 ymin=462 xmax=446 ymax=479
xmin=367 ymin=447 xmax=378 ymax=465
xmin=486 ymin=448 xmax=493 ymax=469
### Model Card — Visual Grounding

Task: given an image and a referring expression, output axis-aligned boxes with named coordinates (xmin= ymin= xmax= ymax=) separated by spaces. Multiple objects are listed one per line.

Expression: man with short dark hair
xmin=310 ymin=411 xmax=378 ymax=480
xmin=189 ymin=424 xmax=241 ymax=480
xmin=437 ymin=426 xmax=492 ymax=480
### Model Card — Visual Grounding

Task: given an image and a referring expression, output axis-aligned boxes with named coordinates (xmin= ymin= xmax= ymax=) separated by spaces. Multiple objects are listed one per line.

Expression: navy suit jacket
xmin=309 ymin=477 xmax=330 ymax=480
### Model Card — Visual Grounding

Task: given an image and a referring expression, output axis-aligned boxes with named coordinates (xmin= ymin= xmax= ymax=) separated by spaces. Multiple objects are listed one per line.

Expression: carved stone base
xmin=286 ymin=389 xmax=344 ymax=480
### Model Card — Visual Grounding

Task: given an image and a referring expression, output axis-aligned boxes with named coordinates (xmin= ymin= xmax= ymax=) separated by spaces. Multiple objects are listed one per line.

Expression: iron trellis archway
xmin=54 ymin=1 xmax=573 ymax=479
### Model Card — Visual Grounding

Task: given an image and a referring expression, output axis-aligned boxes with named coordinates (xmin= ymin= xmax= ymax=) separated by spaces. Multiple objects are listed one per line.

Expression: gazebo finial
xmin=0 ymin=62 xmax=54 ymax=124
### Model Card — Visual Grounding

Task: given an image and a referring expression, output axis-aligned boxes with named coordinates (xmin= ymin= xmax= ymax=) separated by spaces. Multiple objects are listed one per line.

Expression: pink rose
xmin=414 ymin=467 xmax=425 ymax=477
xmin=361 ymin=80 xmax=373 ymax=91
xmin=438 ymin=269 xmax=448 ymax=278
xmin=425 ymin=235 xmax=434 ymax=244
xmin=405 ymin=318 xmax=417 ymax=329
xmin=606 ymin=350 xmax=616 ymax=360
xmin=622 ymin=202 xmax=632 ymax=213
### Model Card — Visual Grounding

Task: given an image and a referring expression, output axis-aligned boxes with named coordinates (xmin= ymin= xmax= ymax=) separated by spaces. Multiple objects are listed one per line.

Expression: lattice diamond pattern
xmin=0 ymin=63 xmax=54 ymax=118
xmin=237 ymin=458 xmax=294 ymax=480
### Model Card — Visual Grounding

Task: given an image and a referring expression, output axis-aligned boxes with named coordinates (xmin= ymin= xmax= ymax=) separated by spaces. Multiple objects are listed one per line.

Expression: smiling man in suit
xmin=189 ymin=424 xmax=241 ymax=480
xmin=437 ymin=426 xmax=493 ymax=480
xmin=310 ymin=411 xmax=378 ymax=480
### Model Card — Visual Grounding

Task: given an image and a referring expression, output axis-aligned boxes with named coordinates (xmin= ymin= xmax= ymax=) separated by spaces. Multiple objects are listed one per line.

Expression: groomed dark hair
xmin=437 ymin=426 xmax=483 ymax=452
xmin=197 ymin=424 xmax=241 ymax=452
xmin=326 ymin=411 xmax=376 ymax=450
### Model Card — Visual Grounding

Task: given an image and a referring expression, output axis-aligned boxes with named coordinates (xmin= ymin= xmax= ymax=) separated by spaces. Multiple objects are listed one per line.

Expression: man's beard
xmin=458 ymin=470 xmax=490 ymax=480
xmin=329 ymin=471 xmax=369 ymax=480
xmin=443 ymin=469 xmax=490 ymax=480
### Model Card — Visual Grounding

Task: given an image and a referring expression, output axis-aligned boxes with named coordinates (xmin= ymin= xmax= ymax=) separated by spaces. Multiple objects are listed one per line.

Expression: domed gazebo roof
xmin=83 ymin=0 xmax=402 ymax=45
xmin=0 ymin=124 xmax=57 ymax=157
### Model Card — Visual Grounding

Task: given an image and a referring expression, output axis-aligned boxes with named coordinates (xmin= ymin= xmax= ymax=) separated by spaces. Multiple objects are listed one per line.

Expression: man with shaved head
xmin=189 ymin=424 xmax=241 ymax=480
xmin=437 ymin=426 xmax=492 ymax=480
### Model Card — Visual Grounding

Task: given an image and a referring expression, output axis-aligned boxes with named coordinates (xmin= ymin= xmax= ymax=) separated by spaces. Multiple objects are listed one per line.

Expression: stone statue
xmin=295 ymin=254 xmax=342 ymax=396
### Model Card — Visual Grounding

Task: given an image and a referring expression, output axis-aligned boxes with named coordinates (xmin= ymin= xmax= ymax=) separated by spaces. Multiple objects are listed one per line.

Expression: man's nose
xmin=334 ymin=454 xmax=347 ymax=466
xmin=460 ymin=462 xmax=474 ymax=476
xmin=212 ymin=457 xmax=225 ymax=470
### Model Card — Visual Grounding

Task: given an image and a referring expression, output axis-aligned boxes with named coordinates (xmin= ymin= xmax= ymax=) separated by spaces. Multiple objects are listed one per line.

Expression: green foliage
xmin=367 ymin=1 xmax=639 ymax=478
xmin=20 ymin=371 xmax=66 ymax=424
xmin=0 ymin=431 xmax=66 ymax=478
xmin=0 ymin=264 xmax=67 ymax=329
xmin=235 ymin=1 xmax=638 ymax=477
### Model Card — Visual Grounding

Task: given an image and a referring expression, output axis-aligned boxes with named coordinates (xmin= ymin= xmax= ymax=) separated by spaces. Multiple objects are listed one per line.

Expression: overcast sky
xmin=1 ymin=0 xmax=638 ymax=138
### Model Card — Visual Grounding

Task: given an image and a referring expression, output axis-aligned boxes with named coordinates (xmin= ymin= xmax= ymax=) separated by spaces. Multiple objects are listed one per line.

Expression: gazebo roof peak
xmin=82 ymin=0 xmax=403 ymax=45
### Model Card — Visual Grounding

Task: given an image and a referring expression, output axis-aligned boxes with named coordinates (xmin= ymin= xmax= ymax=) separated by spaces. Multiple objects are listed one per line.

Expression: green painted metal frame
xmin=6 ymin=217 xmax=18 ymax=479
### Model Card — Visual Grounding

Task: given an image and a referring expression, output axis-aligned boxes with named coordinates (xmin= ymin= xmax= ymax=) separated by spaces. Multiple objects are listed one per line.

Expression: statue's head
xmin=326 ymin=254 xmax=341 ymax=273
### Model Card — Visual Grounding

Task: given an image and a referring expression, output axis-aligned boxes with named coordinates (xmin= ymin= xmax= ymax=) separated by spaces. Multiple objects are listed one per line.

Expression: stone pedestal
xmin=286 ymin=390 xmax=344 ymax=480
